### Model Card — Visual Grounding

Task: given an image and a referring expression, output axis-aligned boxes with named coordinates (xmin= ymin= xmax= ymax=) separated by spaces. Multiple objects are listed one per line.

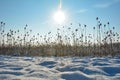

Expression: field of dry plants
xmin=0 ymin=17 xmax=120 ymax=56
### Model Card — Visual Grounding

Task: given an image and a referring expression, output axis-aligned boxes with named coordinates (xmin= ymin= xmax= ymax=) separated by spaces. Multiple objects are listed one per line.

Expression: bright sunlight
xmin=53 ymin=10 xmax=65 ymax=24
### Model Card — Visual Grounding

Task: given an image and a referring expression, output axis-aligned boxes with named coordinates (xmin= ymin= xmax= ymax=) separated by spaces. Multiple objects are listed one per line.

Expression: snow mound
xmin=0 ymin=55 xmax=120 ymax=80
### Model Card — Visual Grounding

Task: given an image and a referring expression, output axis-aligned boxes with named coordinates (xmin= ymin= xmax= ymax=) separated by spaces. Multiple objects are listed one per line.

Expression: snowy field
xmin=0 ymin=55 xmax=120 ymax=80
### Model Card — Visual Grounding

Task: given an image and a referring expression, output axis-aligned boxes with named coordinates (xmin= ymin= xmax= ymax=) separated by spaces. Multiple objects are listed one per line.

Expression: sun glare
xmin=53 ymin=10 xmax=65 ymax=24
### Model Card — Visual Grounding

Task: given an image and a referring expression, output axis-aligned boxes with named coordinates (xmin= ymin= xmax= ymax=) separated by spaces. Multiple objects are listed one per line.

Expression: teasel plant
xmin=93 ymin=26 xmax=96 ymax=55
xmin=0 ymin=22 xmax=5 ymax=47
xmin=107 ymin=22 xmax=114 ymax=55
xmin=23 ymin=24 xmax=29 ymax=55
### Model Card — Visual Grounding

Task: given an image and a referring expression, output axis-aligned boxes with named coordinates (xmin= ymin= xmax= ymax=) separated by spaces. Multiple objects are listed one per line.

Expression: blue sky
xmin=0 ymin=0 xmax=120 ymax=35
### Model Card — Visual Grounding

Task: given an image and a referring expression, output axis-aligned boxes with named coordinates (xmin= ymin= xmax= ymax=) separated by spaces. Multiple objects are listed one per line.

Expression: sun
xmin=53 ymin=10 xmax=65 ymax=24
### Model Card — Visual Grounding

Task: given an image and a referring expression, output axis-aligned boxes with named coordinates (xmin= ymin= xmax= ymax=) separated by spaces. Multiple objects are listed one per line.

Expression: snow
xmin=0 ymin=55 xmax=120 ymax=80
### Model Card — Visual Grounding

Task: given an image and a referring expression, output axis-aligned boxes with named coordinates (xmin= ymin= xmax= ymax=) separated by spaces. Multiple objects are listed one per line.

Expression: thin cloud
xmin=95 ymin=3 xmax=112 ymax=8
xmin=94 ymin=0 xmax=120 ymax=8
xmin=77 ymin=9 xmax=88 ymax=13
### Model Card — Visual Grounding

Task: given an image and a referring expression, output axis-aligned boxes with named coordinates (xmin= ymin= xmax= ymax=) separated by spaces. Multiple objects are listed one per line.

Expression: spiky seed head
xmin=96 ymin=17 xmax=99 ymax=20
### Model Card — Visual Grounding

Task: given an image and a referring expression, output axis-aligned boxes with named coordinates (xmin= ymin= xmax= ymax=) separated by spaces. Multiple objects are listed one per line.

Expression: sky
xmin=0 ymin=0 xmax=120 ymax=35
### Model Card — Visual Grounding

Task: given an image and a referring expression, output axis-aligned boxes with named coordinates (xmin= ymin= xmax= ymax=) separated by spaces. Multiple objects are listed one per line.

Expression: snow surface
xmin=0 ymin=55 xmax=120 ymax=80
